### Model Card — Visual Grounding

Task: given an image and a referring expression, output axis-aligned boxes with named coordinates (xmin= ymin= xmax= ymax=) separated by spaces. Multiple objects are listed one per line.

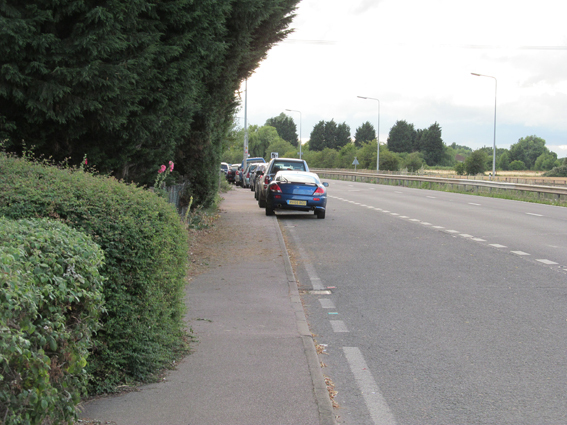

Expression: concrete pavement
xmin=79 ymin=188 xmax=336 ymax=425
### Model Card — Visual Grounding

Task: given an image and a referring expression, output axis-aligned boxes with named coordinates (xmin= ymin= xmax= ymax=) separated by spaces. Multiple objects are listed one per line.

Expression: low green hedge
xmin=0 ymin=155 xmax=190 ymax=394
xmin=0 ymin=217 xmax=105 ymax=425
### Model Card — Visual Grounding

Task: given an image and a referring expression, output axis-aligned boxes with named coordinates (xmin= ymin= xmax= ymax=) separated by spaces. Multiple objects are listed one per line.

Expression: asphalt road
xmin=277 ymin=179 xmax=567 ymax=425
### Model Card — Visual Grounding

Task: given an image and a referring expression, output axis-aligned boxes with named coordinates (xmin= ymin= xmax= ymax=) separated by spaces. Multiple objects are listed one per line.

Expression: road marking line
xmin=511 ymin=251 xmax=530 ymax=256
xmin=330 ymin=320 xmax=349 ymax=332
xmin=399 ymin=216 xmax=409 ymax=218
xmin=459 ymin=234 xmax=473 ymax=238
xmin=433 ymin=226 xmax=444 ymax=229
xmin=409 ymin=219 xmax=420 ymax=222
xmin=537 ymin=259 xmax=558 ymax=265
xmin=343 ymin=347 xmax=397 ymax=425
xmin=446 ymin=230 xmax=459 ymax=233
xmin=319 ymin=299 xmax=335 ymax=309
xmin=426 ymin=196 xmax=437 ymax=198
xmin=382 ymin=210 xmax=390 ymax=213
xmin=288 ymin=228 xmax=325 ymax=290
xmin=472 ymin=238 xmax=486 ymax=242
xmin=390 ymin=213 xmax=399 ymax=216
xmin=421 ymin=222 xmax=432 ymax=226
xmin=526 ymin=213 xmax=543 ymax=217
xmin=490 ymin=244 xmax=507 ymax=248
xmin=469 ymin=203 xmax=481 ymax=206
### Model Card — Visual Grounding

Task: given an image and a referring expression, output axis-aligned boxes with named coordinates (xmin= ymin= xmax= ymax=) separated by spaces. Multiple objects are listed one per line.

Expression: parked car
xmin=264 ymin=171 xmax=328 ymax=219
xmin=220 ymin=162 xmax=229 ymax=175
xmin=251 ymin=163 xmax=266 ymax=195
xmin=242 ymin=162 xmax=262 ymax=188
xmin=226 ymin=164 xmax=240 ymax=184
xmin=238 ymin=156 xmax=266 ymax=187
xmin=257 ymin=158 xmax=309 ymax=208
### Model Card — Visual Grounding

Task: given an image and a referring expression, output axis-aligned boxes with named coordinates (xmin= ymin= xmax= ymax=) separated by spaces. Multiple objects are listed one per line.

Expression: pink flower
xmin=169 ymin=161 xmax=174 ymax=172
xmin=158 ymin=165 xmax=166 ymax=174
xmin=84 ymin=158 xmax=88 ymax=165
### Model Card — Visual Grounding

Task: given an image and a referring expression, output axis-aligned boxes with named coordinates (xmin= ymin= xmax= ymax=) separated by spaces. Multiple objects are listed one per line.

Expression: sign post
xmin=352 ymin=157 xmax=359 ymax=171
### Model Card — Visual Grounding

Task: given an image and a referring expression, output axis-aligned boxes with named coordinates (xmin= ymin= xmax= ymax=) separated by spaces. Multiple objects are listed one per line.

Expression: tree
xmin=265 ymin=139 xmax=295 ymax=160
xmin=309 ymin=121 xmax=326 ymax=151
xmin=419 ymin=122 xmax=444 ymax=166
xmin=356 ymin=140 xmax=377 ymax=169
xmin=402 ymin=152 xmax=424 ymax=172
xmin=308 ymin=120 xmax=350 ymax=151
xmin=534 ymin=151 xmax=558 ymax=171
xmin=509 ymin=160 xmax=526 ymax=170
xmin=465 ymin=150 xmax=488 ymax=175
xmin=248 ymin=125 xmax=281 ymax=158
xmin=498 ymin=150 xmax=511 ymax=170
xmin=387 ymin=120 xmax=415 ymax=153
xmin=509 ymin=135 xmax=548 ymax=170
xmin=354 ymin=122 xmax=375 ymax=147
xmin=265 ymin=113 xmax=298 ymax=146
xmin=337 ymin=143 xmax=356 ymax=168
xmin=1 ymin=0 xmax=301 ymax=207
xmin=379 ymin=148 xmax=400 ymax=171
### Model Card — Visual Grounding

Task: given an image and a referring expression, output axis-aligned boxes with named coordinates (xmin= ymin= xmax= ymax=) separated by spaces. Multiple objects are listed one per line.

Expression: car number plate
xmin=288 ymin=200 xmax=307 ymax=206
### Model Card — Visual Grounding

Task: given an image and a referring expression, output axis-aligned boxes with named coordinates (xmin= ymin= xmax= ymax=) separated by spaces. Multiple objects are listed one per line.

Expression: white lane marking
xmin=288 ymin=228 xmax=325 ymax=290
xmin=459 ymin=234 xmax=474 ymax=238
xmin=390 ymin=213 xmax=399 ymax=216
xmin=319 ymin=299 xmax=335 ymax=309
xmin=409 ymin=219 xmax=420 ymax=222
xmin=395 ymin=191 xmax=403 ymax=194
xmin=527 ymin=213 xmax=543 ymax=217
xmin=537 ymin=259 xmax=558 ymax=265
xmin=512 ymin=251 xmax=530 ymax=256
xmin=426 ymin=196 xmax=437 ymax=199
xmin=343 ymin=347 xmax=397 ymax=425
xmin=360 ymin=204 xmax=368 ymax=207
xmin=433 ymin=226 xmax=444 ymax=229
xmin=490 ymin=244 xmax=507 ymax=248
xmin=446 ymin=230 xmax=459 ymax=233
xmin=472 ymin=238 xmax=486 ymax=242
xmin=421 ymin=222 xmax=432 ymax=226
xmin=469 ymin=203 xmax=481 ymax=206
xmin=330 ymin=320 xmax=349 ymax=333
xmin=399 ymin=216 xmax=409 ymax=218
xmin=382 ymin=210 xmax=390 ymax=213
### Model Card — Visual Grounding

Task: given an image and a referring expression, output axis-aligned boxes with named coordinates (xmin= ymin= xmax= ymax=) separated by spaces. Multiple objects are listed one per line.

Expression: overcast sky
xmin=241 ymin=0 xmax=567 ymax=157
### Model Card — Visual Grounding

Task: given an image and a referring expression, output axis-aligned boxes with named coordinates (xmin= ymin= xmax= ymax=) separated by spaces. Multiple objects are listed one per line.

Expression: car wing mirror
xmin=322 ymin=182 xmax=329 ymax=187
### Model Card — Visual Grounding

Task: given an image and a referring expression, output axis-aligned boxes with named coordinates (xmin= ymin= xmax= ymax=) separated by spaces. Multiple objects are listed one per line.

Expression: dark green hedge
xmin=0 ymin=155 xmax=190 ymax=393
xmin=0 ymin=217 xmax=105 ymax=425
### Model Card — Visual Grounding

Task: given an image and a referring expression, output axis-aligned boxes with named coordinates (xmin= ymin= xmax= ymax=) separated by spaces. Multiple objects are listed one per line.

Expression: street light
xmin=357 ymin=96 xmax=380 ymax=172
xmin=471 ymin=73 xmax=497 ymax=180
xmin=285 ymin=109 xmax=302 ymax=159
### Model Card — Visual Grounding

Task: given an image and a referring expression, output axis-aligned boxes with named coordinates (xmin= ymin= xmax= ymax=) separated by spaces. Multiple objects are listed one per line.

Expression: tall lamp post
xmin=285 ymin=109 xmax=302 ymax=159
xmin=357 ymin=96 xmax=380 ymax=172
xmin=471 ymin=73 xmax=497 ymax=180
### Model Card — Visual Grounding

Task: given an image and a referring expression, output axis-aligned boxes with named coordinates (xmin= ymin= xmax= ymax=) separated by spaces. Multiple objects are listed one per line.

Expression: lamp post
xmin=471 ymin=73 xmax=497 ymax=180
xmin=357 ymin=96 xmax=380 ymax=172
xmin=285 ymin=109 xmax=302 ymax=159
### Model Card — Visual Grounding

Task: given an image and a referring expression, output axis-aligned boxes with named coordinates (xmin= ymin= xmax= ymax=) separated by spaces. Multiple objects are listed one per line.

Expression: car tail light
xmin=264 ymin=175 xmax=270 ymax=185
xmin=269 ymin=182 xmax=282 ymax=193
xmin=246 ymin=172 xmax=250 ymax=178
xmin=314 ymin=186 xmax=325 ymax=194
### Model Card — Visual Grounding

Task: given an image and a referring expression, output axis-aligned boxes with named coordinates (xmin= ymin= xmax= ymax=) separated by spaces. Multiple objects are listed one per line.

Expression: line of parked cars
xmin=224 ymin=157 xmax=329 ymax=219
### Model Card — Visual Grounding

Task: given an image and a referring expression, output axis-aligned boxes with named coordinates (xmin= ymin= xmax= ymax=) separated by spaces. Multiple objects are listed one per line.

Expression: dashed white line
xmin=469 ymin=203 xmax=481 ymax=206
xmin=472 ymin=238 xmax=486 ymax=242
xmin=459 ymin=234 xmax=474 ymax=238
xmin=537 ymin=259 xmax=558 ymax=265
xmin=330 ymin=320 xmax=349 ymax=333
xmin=446 ymin=230 xmax=459 ymax=233
xmin=319 ymin=299 xmax=335 ymax=309
xmin=512 ymin=251 xmax=530 ymax=256
xmin=490 ymin=244 xmax=507 ymax=248
xmin=343 ymin=347 xmax=397 ymax=425
xmin=527 ymin=213 xmax=543 ymax=217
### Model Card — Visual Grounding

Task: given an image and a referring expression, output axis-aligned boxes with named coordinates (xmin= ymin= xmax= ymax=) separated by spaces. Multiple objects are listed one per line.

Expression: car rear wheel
xmin=258 ymin=198 xmax=266 ymax=208
xmin=316 ymin=209 xmax=326 ymax=219
xmin=265 ymin=207 xmax=275 ymax=216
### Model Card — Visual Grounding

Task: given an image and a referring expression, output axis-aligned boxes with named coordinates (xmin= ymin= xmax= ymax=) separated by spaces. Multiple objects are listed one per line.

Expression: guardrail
xmin=311 ymin=169 xmax=567 ymax=204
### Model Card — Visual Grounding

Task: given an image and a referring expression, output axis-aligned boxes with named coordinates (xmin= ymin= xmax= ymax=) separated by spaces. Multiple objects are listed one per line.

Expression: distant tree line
xmin=223 ymin=113 xmax=564 ymax=176
xmin=0 ymin=0 xmax=300 ymax=207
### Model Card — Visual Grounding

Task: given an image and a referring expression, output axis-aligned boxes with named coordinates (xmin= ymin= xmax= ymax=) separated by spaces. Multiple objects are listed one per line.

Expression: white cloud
xmin=244 ymin=0 xmax=567 ymax=155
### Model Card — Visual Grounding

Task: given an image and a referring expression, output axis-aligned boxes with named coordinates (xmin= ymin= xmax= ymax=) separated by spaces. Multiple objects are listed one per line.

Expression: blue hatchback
xmin=265 ymin=171 xmax=329 ymax=219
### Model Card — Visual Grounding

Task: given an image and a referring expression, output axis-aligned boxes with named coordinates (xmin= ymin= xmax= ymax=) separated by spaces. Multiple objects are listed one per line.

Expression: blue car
xmin=265 ymin=171 xmax=329 ymax=219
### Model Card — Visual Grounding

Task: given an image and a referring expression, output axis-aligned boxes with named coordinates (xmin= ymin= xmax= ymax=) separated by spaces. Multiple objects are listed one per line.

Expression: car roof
xmin=274 ymin=170 xmax=320 ymax=182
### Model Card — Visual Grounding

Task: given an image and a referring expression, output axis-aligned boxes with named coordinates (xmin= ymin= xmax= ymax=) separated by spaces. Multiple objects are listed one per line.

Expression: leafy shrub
xmin=0 ymin=155 xmax=190 ymax=393
xmin=0 ymin=217 xmax=105 ymax=424
xmin=544 ymin=164 xmax=567 ymax=177
xmin=454 ymin=162 xmax=465 ymax=175
xmin=509 ymin=160 xmax=526 ymax=170
xmin=465 ymin=150 xmax=488 ymax=175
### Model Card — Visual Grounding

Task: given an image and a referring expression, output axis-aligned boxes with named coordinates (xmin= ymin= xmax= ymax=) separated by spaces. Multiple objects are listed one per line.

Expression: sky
xmin=240 ymin=0 xmax=567 ymax=157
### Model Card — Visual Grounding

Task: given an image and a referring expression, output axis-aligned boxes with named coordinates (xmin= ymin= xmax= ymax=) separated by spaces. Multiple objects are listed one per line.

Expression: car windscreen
xmin=276 ymin=173 xmax=319 ymax=185
xmin=272 ymin=162 xmax=306 ymax=172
